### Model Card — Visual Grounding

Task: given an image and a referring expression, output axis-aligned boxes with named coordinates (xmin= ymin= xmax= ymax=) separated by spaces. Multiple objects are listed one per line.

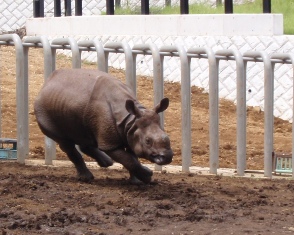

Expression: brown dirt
xmin=0 ymin=45 xmax=293 ymax=234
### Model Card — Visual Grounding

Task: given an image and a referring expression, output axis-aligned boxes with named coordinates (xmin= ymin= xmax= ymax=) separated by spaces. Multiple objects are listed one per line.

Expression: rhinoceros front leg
xmin=105 ymin=149 xmax=153 ymax=184
xmin=79 ymin=145 xmax=113 ymax=168
xmin=59 ymin=141 xmax=94 ymax=182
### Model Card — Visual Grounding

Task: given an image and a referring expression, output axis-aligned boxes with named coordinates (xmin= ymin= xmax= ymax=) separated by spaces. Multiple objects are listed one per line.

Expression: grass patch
xmin=103 ymin=0 xmax=294 ymax=34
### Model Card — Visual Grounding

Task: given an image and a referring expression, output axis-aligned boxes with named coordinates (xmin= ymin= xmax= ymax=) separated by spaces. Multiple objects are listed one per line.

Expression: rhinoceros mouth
xmin=150 ymin=154 xmax=172 ymax=165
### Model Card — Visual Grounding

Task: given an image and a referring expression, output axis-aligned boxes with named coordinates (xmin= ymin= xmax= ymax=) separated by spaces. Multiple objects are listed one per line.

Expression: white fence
xmin=3 ymin=1 xmax=291 ymax=124
xmin=0 ymin=34 xmax=293 ymax=179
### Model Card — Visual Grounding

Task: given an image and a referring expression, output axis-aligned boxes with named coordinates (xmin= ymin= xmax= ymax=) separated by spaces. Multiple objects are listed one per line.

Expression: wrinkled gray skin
xmin=34 ymin=69 xmax=173 ymax=184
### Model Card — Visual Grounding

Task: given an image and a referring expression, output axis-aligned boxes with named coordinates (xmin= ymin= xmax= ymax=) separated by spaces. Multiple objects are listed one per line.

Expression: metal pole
xmin=104 ymin=42 xmax=135 ymax=95
xmin=141 ymin=0 xmax=150 ymax=15
xmin=23 ymin=36 xmax=56 ymax=165
xmin=23 ymin=46 xmax=30 ymax=160
xmin=208 ymin=49 xmax=220 ymax=174
xmin=75 ymin=0 xmax=82 ymax=16
xmin=263 ymin=0 xmax=271 ymax=13
xmin=78 ymin=40 xmax=107 ymax=72
xmin=33 ymin=0 xmax=44 ymax=17
xmin=65 ymin=0 xmax=72 ymax=16
xmin=51 ymin=38 xmax=81 ymax=68
xmin=106 ymin=0 xmax=115 ymax=15
xmin=160 ymin=45 xmax=191 ymax=172
xmin=180 ymin=0 xmax=189 ymax=14
xmin=217 ymin=50 xmax=246 ymax=175
xmin=270 ymin=53 xmax=294 ymax=178
xmin=243 ymin=51 xmax=274 ymax=178
xmin=151 ymin=44 xmax=164 ymax=171
xmin=262 ymin=53 xmax=274 ymax=178
xmin=54 ymin=0 xmax=61 ymax=17
xmin=178 ymin=44 xmax=191 ymax=172
xmin=224 ymin=0 xmax=233 ymax=14
xmin=33 ymin=0 xmax=38 ymax=17
xmin=187 ymin=47 xmax=219 ymax=175
xmin=132 ymin=44 xmax=164 ymax=171
xmin=0 ymin=34 xmax=28 ymax=164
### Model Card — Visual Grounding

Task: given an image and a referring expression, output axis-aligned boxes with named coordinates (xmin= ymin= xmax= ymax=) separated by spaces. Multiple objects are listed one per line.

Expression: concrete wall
xmin=26 ymin=14 xmax=283 ymax=37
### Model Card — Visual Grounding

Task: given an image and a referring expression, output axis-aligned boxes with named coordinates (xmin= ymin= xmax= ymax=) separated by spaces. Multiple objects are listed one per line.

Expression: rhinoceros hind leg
xmin=79 ymin=146 xmax=113 ymax=168
xmin=59 ymin=141 xmax=94 ymax=182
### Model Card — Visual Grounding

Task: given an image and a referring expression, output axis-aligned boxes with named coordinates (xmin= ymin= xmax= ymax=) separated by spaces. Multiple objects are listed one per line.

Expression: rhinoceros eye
xmin=145 ymin=137 xmax=153 ymax=146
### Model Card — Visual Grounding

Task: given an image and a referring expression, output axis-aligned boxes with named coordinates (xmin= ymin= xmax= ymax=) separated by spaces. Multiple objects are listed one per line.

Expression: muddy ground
xmin=0 ymin=45 xmax=294 ymax=234
xmin=1 ymin=162 xmax=294 ymax=235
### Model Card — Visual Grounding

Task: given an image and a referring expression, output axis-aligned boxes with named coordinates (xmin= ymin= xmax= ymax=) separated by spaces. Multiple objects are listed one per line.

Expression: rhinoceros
xmin=34 ymin=69 xmax=173 ymax=184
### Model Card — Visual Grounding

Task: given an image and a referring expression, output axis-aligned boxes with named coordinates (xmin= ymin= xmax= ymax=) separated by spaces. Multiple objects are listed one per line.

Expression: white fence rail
xmin=0 ymin=34 xmax=293 ymax=178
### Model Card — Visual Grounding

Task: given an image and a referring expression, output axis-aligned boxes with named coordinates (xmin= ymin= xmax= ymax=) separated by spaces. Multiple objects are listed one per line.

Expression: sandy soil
xmin=0 ymin=45 xmax=293 ymax=234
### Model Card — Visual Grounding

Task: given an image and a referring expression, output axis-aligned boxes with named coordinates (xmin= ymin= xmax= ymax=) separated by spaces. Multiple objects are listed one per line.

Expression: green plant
xmin=101 ymin=0 xmax=294 ymax=34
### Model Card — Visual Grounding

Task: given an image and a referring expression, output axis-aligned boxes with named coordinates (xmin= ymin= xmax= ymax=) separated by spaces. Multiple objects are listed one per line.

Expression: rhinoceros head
xmin=126 ymin=98 xmax=173 ymax=165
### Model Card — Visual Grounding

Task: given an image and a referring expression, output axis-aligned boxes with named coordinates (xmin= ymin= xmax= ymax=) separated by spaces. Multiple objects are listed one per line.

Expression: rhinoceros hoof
xmin=78 ymin=171 xmax=94 ymax=182
xmin=131 ymin=166 xmax=153 ymax=184
xmin=129 ymin=175 xmax=146 ymax=185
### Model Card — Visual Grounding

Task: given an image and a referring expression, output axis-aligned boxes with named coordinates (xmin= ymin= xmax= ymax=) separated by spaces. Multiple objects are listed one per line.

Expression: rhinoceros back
xmin=34 ymin=69 xmax=136 ymax=150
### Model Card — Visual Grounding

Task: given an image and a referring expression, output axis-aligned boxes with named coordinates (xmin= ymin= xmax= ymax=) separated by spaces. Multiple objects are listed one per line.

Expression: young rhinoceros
xmin=34 ymin=69 xmax=173 ymax=184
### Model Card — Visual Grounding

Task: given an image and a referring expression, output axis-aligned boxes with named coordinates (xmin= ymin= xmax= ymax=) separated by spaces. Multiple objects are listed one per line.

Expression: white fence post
xmin=104 ymin=42 xmax=135 ymax=95
xmin=78 ymin=40 xmax=107 ymax=72
xmin=215 ymin=49 xmax=246 ymax=176
xmin=187 ymin=47 xmax=219 ymax=174
xmin=270 ymin=53 xmax=294 ymax=179
xmin=243 ymin=51 xmax=274 ymax=178
xmin=160 ymin=45 xmax=191 ymax=172
xmin=132 ymin=43 xmax=164 ymax=171
xmin=23 ymin=36 xmax=56 ymax=165
xmin=0 ymin=34 xmax=28 ymax=164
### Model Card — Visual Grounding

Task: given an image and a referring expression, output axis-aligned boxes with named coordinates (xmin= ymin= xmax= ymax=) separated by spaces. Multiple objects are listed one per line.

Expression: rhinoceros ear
xmin=125 ymin=99 xmax=142 ymax=118
xmin=154 ymin=98 xmax=169 ymax=114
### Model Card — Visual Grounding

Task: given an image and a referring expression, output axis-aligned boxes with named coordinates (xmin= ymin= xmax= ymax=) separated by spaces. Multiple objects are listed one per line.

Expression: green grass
xmin=105 ymin=0 xmax=294 ymax=34
xmin=271 ymin=0 xmax=294 ymax=35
